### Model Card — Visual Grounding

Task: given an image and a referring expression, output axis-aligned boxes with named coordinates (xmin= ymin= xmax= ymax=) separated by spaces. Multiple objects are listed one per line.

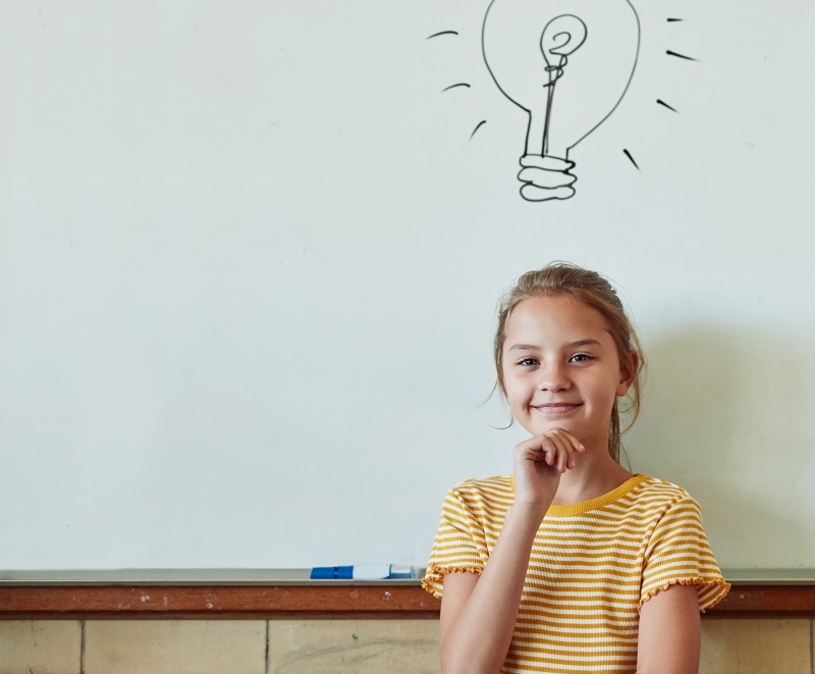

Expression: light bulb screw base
xmin=517 ymin=154 xmax=576 ymax=202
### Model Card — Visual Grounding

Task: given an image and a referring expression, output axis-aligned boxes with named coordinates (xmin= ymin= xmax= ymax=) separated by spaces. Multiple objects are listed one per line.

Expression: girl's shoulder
xmin=454 ymin=474 xmax=512 ymax=491
xmin=447 ymin=474 xmax=694 ymax=501
xmin=632 ymin=474 xmax=695 ymax=502
xmin=447 ymin=475 xmax=514 ymax=508
xmin=623 ymin=474 xmax=704 ymax=518
xmin=443 ymin=474 xmax=700 ymax=518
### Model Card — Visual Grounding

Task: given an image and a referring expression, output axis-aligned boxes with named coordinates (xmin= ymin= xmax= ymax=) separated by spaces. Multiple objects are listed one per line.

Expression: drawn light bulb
xmin=483 ymin=0 xmax=640 ymax=202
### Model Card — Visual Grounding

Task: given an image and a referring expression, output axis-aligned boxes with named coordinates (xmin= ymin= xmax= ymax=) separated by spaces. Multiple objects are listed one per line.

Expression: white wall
xmin=1 ymin=0 xmax=813 ymax=569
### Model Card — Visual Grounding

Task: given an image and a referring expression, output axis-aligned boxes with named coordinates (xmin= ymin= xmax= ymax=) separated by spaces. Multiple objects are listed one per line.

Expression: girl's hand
xmin=512 ymin=429 xmax=585 ymax=509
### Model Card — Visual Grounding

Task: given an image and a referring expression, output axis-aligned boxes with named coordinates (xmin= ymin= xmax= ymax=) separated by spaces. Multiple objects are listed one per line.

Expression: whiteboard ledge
xmin=0 ymin=568 xmax=425 ymax=586
xmin=0 ymin=567 xmax=813 ymax=586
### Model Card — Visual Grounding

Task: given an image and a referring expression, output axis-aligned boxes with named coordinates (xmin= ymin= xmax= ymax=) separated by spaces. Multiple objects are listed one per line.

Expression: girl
xmin=423 ymin=262 xmax=729 ymax=674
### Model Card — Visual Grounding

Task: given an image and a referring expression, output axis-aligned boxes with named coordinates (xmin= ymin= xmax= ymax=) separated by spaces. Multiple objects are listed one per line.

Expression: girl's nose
xmin=538 ymin=362 xmax=570 ymax=391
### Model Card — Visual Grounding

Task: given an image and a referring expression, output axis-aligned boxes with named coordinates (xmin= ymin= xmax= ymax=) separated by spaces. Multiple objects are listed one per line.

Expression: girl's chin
xmin=522 ymin=422 xmax=579 ymax=438
xmin=520 ymin=420 xmax=604 ymax=446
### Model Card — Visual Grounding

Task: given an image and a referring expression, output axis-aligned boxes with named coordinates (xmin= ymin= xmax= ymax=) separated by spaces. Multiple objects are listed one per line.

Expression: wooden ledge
xmin=0 ymin=584 xmax=437 ymax=620
xmin=1 ymin=582 xmax=814 ymax=620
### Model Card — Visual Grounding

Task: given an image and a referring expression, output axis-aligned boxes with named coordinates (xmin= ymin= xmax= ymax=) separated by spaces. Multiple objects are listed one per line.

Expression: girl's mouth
xmin=532 ymin=402 xmax=582 ymax=414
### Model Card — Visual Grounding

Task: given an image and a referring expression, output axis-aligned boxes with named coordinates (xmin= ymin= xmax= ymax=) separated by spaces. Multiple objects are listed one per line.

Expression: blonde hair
xmin=493 ymin=262 xmax=645 ymax=462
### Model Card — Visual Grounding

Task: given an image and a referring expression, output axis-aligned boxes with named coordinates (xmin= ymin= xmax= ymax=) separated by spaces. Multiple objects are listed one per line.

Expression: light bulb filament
xmin=546 ymin=31 xmax=577 ymax=57
xmin=539 ymin=15 xmax=587 ymax=156
xmin=541 ymin=15 xmax=587 ymax=63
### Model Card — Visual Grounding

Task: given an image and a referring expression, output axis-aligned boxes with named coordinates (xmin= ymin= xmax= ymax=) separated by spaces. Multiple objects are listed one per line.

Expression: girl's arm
xmin=438 ymin=430 xmax=583 ymax=674
xmin=439 ymin=503 xmax=547 ymax=674
xmin=636 ymin=584 xmax=701 ymax=674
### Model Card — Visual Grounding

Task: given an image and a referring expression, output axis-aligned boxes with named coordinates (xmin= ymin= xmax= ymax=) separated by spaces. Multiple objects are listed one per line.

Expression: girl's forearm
xmin=440 ymin=504 xmax=546 ymax=674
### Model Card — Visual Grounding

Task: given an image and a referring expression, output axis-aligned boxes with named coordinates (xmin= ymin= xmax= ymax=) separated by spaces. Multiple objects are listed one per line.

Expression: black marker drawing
xmin=481 ymin=0 xmax=641 ymax=201
xmin=666 ymin=50 xmax=697 ymax=61
xmin=623 ymin=149 xmax=639 ymax=170
xmin=656 ymin=99 xmax=678 ymax=113
xmin=429 ymin=9 xmax=699 ymax=201
xmin=471 ymin=120 xmax=487 ymax=139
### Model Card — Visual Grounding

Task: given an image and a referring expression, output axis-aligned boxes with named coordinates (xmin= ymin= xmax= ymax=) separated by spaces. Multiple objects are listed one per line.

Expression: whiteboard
xmin=1 ymin=0 xmax=813 ymax=570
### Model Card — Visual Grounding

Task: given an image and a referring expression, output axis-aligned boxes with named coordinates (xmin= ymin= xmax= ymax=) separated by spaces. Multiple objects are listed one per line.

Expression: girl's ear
xmin=616 ymin=350 xmax=638 ymax=396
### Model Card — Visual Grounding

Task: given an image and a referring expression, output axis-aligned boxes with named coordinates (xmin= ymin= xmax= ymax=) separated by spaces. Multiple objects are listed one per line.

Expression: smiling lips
xmin=532 ymin=402 xmax=583 ymax=415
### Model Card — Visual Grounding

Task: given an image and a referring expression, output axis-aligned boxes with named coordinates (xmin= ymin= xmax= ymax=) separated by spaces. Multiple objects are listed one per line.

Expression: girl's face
xmin=501 ymin=294 xmax=634 ymax=449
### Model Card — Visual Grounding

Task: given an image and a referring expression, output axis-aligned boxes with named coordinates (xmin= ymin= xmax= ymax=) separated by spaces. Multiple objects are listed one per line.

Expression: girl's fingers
xmin=524 ymin=429 xmax=585 ymax=473
xmin=555 ymin=431 xmax=581 ymax=470
xmin=519 ymin=429 xmax=584 ymax=473
xmin=553 ymin=428 xmax=585 ymax=453
xmin=543 ymin=434 xmax=566 ymax=470
xmin=512 ymin=430 xmax=586 ymax=506
xmin=554 ymin=435 xmax=571 ymax=472
xmin=553 ymin=430 xmax=584 ymax=470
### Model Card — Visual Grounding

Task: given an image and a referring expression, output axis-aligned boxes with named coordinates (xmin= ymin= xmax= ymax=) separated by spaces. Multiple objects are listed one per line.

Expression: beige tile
xmin=84 ymin=620 xmax=266 ymax=674
xmin=268 ymin=620 xmax=441 ymax=674
xmin=0 ymin=621 xmax=81 ymax=674
xmin=700 ymin=619 xmax=812 ymax=674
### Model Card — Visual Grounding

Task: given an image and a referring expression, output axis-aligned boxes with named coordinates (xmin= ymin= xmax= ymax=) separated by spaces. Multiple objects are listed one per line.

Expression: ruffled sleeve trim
xmin=638 ymin=577 xmax=731 ymax=614
xmin=421 ymin=563 xmax=483 ymax=599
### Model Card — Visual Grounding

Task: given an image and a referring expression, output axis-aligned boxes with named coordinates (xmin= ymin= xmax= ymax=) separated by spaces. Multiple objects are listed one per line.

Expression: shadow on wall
xmin=624 ymin=326 xmax=815 ymax=569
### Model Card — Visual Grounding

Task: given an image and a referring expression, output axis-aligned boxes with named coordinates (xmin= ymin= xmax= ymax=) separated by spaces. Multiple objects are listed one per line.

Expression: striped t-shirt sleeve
xmin=640 ymin=496 xmax=730 ymax=611
xmin=422 ymin=488 xmax=487 ymax=598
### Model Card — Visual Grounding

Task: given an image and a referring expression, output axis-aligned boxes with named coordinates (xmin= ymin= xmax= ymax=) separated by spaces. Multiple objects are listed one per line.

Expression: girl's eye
xmin=519 ymin=358 xmax=539 ymax=367
xmin=570 ymin=353 xmax=592 ymax=363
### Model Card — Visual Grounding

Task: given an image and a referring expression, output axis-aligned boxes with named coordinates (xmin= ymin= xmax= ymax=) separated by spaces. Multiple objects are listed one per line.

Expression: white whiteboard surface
xmin=1 ymin=0 xmax=813 ymax=570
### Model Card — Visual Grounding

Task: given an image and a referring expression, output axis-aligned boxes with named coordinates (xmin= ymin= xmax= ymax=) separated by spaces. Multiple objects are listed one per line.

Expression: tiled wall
xmin=0 ymin=619 xmax=812 ymax=674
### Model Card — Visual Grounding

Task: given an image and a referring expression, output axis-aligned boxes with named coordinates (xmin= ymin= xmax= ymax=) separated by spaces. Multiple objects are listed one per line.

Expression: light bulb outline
xmin=482 ymin=0 xmax=641 ymax=201
xmin=428 ymin=11 xmax=699 ymax=202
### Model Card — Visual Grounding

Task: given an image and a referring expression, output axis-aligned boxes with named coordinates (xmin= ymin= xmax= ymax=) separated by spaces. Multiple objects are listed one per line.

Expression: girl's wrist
xmin=506 ymin=501 xmax=549 ymax=527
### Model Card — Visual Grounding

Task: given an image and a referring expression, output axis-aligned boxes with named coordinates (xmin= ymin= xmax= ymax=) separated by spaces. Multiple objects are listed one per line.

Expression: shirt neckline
xmin=509 ymin=473 xmax=650 ymax=517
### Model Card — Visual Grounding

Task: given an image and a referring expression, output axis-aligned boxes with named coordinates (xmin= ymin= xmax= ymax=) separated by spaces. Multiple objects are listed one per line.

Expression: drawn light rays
xmin=427 ymin=29 xmax=487 ymax=141
xmin=622 ymin=16 xmax=697 ymax=176
xmin=667 ymin=50 xmax=697 ymax=61
xmin=427 ymin=14 xmax=699 ymax=186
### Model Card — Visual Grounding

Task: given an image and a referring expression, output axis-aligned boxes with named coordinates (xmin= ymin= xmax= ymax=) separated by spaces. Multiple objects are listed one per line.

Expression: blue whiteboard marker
xmin=310 ymin=564 xmax=420 ymax=580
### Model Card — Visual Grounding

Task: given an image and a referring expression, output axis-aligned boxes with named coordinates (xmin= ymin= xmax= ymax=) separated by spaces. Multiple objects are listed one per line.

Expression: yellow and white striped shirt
xmin=423 ymin=474 xmax=730 ymax=674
